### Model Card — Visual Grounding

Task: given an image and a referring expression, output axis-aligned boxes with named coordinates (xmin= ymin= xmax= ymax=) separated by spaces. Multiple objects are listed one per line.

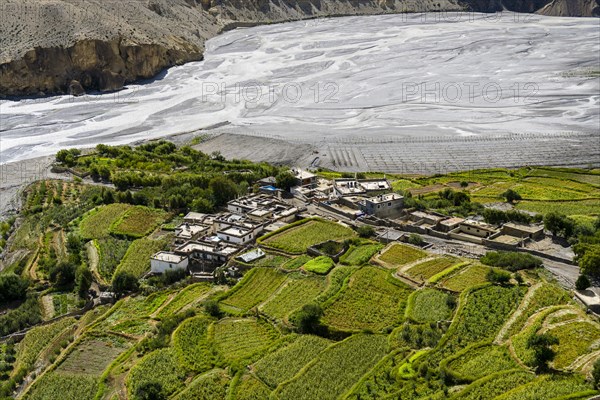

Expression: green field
xmin=109 ymin=206 xmax=169 ymax=238
xmin=25 ymin=372 xmax=99 ymax=400
xmin=174 ymin=370 xmax=230 ymax=400
xmin=451 ymin=370 xmax=535 ymax=400
xmin=79 ymin=203 xmax=132 ymax=239
xmin=112 ymin=237 xmax=168 ymax=278
xmin=404 ymin=257 xmax=459 ymax=282
xmin=406 ymin=288 xmax=454 ymax=323
xmin=547 ymin=320 xmax=600 ymax=369
xmin=377 ymin=243 xmax=427 ymax=268
xmin=211 ymin=318 xmax=280 ymax=364
xmin=220 ymin=268 xmax=287 ymax=313
xmin=254 ymin=335 xmax=331 ymax=388
xmin=440 ymin=264 xmax=491 ymax=292
xmin=340 ymin=243 xmax=383 ymax=266
xmin=322 ymin=266 xmax=412 ymax=332
xmin=274 ymin=334 xmax=388 ymax=400
xmin=261 ymin=219 xmax=355 ymax=253
xmin=95 ymin=237 xmax=131 ymax=281
xmin=57 ymin=336 xmax=129 ymax=376
xmin=172 ymin=316 xmax=214 ymax=373
xmin=303 ymin=256 xmax=335 ymax=274
xmin=127 ymin=348 xmax=185 ymax=397
xmin=260 ymin=275 xmax=327 ymax=319
xmin=444 ymin=344 xmax=521 ymax=382
xmin=158 ymin=283 xmax=211 ymax=318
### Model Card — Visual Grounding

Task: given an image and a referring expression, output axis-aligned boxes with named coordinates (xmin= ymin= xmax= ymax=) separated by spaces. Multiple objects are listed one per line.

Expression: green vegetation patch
xmin=274 ymin=334 xmax=388 ymax=400
xmin=229 ymin=373 xmax=272 ymax=400
xmin=303 ymin=256 xmax=335 ymax=275
xmin=173 ymin=316 xmax=215 ymax=373
xmin=281 ymin=255 xmax=312 ymax=270
xmin=322 ymin=266 xmax=412 ymax=332
xmin=127 ymin=348 xmax=185 ymax=398
xmin=444 ymin=344 xmax=521 ymax=382
xmin=212 ymin=318 xmax=280 ymax=364
xmin=57 ymin=336 xmax=129 ymax=376
xmin=25 ymin=372 xmax=99 ymax=400
xmin=254 ymin=334 xmax=331 ymax=388
xmin=503 ymin=283 xmax=571 ymax=340
xmin=79 ymin=203 xmax=132 ymax=239
xmin=547 ymin=321 xmax=600 ymax=369
xmin=406 ymin=289 xmax=454 ymax=323
xmin=378 ymin=243 xmax=427 ymax=267
xmin=340 ymin=243 xmax=383 ymax=266
xmin=495 ymin=374 xmax=596 ymax=400
xmin=440 ymin=264 xmax=490 ymax=292
xmin=113 ymin=237 xmax=168 ymax=278
xmin=174 ymin=369 xmax=230 ymax=400
xmin=109 ymin=206 xmax=169 ymax=238
xmin=95 ymin=237 xmax=131 ymax=282
xmin=261 ymin=275 xmax=327 ymax=319
xmin=437 ymin=285 xmax=525 ymax=360
xmin=405 ymin=257 xmax=459 ymax=282
xmin=220 ymin=268 xmax=287 ymax=313
xmin=451 ymin=369 xmax=535 ymax=400
xmin=158 ymin=283 xmax=211 ymax=318
xmin=262 ymin=219 xmax=355 ymax=254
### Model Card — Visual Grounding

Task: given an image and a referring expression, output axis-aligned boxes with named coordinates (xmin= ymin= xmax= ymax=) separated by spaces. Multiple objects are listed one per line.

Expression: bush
xmin=480 ymin=251 xmax=542 ymax=271
xmin=408 ymin=233 xmax=425 ymax=247
xmin=291 ymin=304 xmax=325 ymax=335
xmin=0 ymin=274 xmax=29 ymax=304
xmin=502 ymin=189 xmax=522 ymax=203
xmin=112 ymin=271 xmax=139 ymax=294
xmin=593 ymin=358 xmax=600 ymax=389
xmin=544 ymin=211 xmax=576 ymax=238
xmin=487 ymin=268 xmax=512 ymax=285
xmin=527 ymin=333 xmax=559 ymax=372
xmin=357 ymin=225 xmax=375 ymax=238
xmin=575 ymin=275 xmax=591 ymax=291
xmin=204 ymin=300 xmax=222 ymax=318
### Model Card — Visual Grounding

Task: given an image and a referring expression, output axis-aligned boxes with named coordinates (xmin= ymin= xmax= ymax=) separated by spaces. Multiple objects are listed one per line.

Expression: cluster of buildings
xmin=150 ymin=193 xmax=299 ymax=280
xmin=150 ymin=168 xmax=547 ymax=280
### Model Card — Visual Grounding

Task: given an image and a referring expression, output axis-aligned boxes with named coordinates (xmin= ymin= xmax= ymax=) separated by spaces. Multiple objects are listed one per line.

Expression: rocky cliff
xmin=0 ymin=0 xmax=595 ymax=97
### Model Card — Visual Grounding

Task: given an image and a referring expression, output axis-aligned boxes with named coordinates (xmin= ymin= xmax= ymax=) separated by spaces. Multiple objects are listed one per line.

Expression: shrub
xmin=593 ymin=358 xmax=600 ymax=389
xmin=291 ymin=304 xmax=325 ymax=335
xmin=112 ymin=271 xmax=139 ymax=294
xmin=303 ymin=256 xmax=335 ymax=275
xmin=487 ymin=268 xmax=512 ymax=285
xmin=575 ymin=275 xmax=591 ymax=291
xmin=527 ymin=333 xmax=559 ymax=372
xmin=408 ymin=233 xmax=425 ymax=247
xmin=357 ymin=225 xmax=375 ymax=238
xmin=480 ymin=251 xmax=542 ymax=271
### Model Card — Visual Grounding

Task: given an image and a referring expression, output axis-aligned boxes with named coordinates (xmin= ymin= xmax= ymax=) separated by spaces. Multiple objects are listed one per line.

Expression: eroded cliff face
xmin=536 ymin=0 xmax=600 ymax=16
xmin=0 ymin=0 xmax=595 ymax=97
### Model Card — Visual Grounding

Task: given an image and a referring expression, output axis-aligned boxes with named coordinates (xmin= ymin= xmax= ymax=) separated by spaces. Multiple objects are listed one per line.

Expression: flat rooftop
xmin=503 ymin=222 xmax=544 ymax=233
xmin=366 ymin=193 xmax=403 ymax=204
xmin=152 ymin=251 xmax=186 ymax=263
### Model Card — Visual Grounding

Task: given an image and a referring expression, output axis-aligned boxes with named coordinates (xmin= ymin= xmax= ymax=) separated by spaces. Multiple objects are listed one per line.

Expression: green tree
xmin=49 ymin=262 xmax=76 ymax=287
xmin=593 ymin=358 xmax=600 ymax=389
xmin=544 ymin=211 xmax=575 ymax=238
xmin=112 ymin=272 xmax=138 ymax=294
xmin=75 ymin=265 xmax=93 ymax=298
xmin=527 ymin=333 xmax=559 ymax=372
xmin=204 ymin=300 xmax=222 ymax=318
xmin=502 ymin=189 xmax=522 ymax=203
xmin=275 ymin=171 xmax=297 ymax=191
xmin=0 ymin=274 xmax=29 ymax=304
xmin=292 ymin=304 xmax=324 ymax=335
xmin=209 ymin=176 xmax=238 ymax=206
xmin=487 ymin=268 xmax=511 ymax=285
xmin=356 ymin=225 xmax=375 ymax=238
xmin=575 ymin=275 xmax=591 ymax=291
xmin=580 ymin=248 xmax=600 ymax=278
xmin=408 ymin=233 xmax=425 ymax=247
xmin=135 ymin=382 xmax=165 ymax=400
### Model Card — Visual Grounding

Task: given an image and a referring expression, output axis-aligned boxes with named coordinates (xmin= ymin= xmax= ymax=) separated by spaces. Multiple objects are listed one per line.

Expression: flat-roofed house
xmin=360 ymin=193 xmax=404 ymax=219
xmin=501 ymin=222 xmax=545 ymax=241
xmin=150 ymin=251 xmax=189 ymax=274
xmin=174 ymin=223 xmax=210 ymax=244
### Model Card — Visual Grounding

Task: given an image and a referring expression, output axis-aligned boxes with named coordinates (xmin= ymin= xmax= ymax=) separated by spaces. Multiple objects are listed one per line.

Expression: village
xmin=150 ymin=168 xmax=572 ymax=289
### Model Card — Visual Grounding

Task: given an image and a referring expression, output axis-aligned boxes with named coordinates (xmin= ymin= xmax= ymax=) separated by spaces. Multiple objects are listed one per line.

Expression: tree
xmin=593 ymin=358 xmax=600 ymax=389
xmin=75 ymin=265 xmax=93 ymax=298
xmin=580 ymin=248 xmax=600 ymax=278
xmin=275 ymin=171 xmax=297 ymax=191
xmin=527 ymin=333 xmax=559 ymax=372
xmin=49 ymin=262 xmax=76 ymax=287
xmin=0 ymin=274 xmax=29 ymax=304
xmin=460 ymin=181 xmax=469 ymax=188
xmin=134 ymin=382 xmax=165 ymax=400
xmin=204 ymin=300 xmax=222 ymax=318
xmin=487 ymin=268 xmax=511 ymax=285
xmin=112 ymin=272 xmax=138 ymax=294
xmin=292 ymin=304 xmax=324 ymax=335
xmin=408 ymin=233 xmax=425 ymax=247
xmin=502 ymin=189 xmax=522 ymax=203
xmin=209 ymin=176 xmax=238 ymax=206
xmin=544 ymin=212 xmax=575 ymax=238
xmin=575 ymin=274 xmax=591 ymax=291
xmin=357 ymin=225 xmax=375 ymax=238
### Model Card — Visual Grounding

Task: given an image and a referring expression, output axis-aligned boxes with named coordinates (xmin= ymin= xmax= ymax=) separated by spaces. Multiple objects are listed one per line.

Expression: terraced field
xmin=220 ymin=268 xmax=287 ymax=313
xmin=261 ymin=219 xmax=355 ymax=254
xmin=79 ymin=204 xmax=132 ymax=239
xmin=211 ymin=318 xmax=280 ymax=364
xmin=404 ymin=256 xmax=459 ymax=282
xmin=322 ymin=266 xmax=412 ymax=332
xmin=261 ymin=275 xmax=327 ymax=319
xmin=376 ymin=243 xmax=427 ymax=268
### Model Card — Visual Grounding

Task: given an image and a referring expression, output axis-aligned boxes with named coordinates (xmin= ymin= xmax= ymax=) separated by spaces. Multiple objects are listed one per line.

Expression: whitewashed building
xmin=150 ymin=251 xmax=189 ymax=273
